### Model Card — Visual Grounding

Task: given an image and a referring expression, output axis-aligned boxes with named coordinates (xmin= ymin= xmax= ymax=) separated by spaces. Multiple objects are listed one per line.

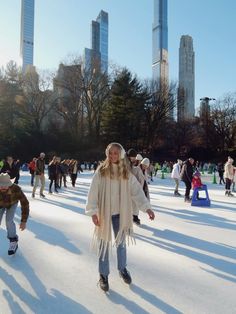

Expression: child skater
xmin=192 ymin=170 xmax=203 ymax=199
xmin=86 ymin=143 xmax=155 ymax=292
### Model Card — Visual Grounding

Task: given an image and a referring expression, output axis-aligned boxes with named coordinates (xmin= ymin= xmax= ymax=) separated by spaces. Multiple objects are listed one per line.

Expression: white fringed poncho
xmin=86 ymin=165 xmax=151 ymax=258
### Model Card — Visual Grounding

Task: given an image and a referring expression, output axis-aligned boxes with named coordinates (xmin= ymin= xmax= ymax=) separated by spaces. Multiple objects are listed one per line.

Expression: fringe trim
xmin=90 ymin=228 xmax=136 ymax=261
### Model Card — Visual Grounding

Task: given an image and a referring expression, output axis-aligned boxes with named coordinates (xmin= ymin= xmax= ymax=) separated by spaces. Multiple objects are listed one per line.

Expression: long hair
xmin=99 ymin=143 xmax=131 ymax=180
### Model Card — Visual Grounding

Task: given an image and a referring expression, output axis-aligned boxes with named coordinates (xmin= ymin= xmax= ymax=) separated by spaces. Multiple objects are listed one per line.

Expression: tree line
xmin=0 ymin=59 xmax=235 ymax=162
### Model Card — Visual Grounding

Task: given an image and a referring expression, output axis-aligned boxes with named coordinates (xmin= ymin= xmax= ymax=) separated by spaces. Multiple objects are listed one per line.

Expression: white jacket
xmin=171 ymin=163 xmax=181 ymax=179
xmin=224 ymin=162 xmax=234 ymax=180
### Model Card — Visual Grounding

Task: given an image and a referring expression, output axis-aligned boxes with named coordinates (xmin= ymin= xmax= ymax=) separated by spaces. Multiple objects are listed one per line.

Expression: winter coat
xmin=180 ymin=160 xmax=194 ymax=183
xmin=35 ymin=158 xmax=45 ymax=175
xmin=48 ymin=163 xmax=58 ymax=180
xmin=0 ymin=162 xmax=19 ymax=179
xmin=224 ymin=161 xmax=234 ymax=180
xmin=171 ymin=163 xmax=181 ymax=180
xmin=28 ymin=160 xmax=36 ymax=175
xmin=192 ymin=177 xmax=202 ymax=189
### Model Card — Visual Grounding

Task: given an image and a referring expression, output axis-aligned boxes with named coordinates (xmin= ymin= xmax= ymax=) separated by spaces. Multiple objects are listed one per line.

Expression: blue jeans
xmin=0 ymin=203 xmax=18 ymax=241
xmin=99 ymin=214 xmax=127 ymax=277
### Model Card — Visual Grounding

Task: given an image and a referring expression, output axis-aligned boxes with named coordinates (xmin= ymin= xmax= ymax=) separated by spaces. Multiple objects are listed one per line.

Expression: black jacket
xmin=0 ymin=162 xmax=19 ymax=179
xmin=180 ymin=160 xmax=194 ymax=183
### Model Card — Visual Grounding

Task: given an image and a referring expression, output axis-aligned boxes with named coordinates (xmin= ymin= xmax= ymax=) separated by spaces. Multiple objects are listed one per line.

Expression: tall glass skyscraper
xmin=178 ymin=35 xmax=195 ymax=121
xmin=152 ymin=0 xmax=168 ymax=86
xmin=20 ymin=0 xmax=35 ymax=71
xmin=96 ymin=10 xmax=108 ymax=73
xmin=84 ymin=10 xmax=108 ymax=73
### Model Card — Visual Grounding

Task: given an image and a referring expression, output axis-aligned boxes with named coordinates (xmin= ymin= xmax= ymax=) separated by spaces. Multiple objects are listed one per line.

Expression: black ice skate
xmin=99 ymin=274 xmax=109 ymax=292
xmin=119 ymin=268 xmax=132 ymax=284
xmin=133 ymin=215 xmax=141 ymax=225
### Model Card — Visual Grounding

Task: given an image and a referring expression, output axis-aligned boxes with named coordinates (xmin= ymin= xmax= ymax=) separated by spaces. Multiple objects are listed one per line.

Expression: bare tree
xmin=142 ymin=79 xmax=178 ymax=148
xmin=211 ymin=93 xmax=236 ymax=152
xmin=54 ymin=56 xmax=110 ymax=142
xmin=16 ymin=69 xmax=57 ymax=131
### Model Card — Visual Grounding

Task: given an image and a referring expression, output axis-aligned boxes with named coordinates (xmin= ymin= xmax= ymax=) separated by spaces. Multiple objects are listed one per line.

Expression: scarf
xmin=91 ymin=171 xmax=135 ymax=259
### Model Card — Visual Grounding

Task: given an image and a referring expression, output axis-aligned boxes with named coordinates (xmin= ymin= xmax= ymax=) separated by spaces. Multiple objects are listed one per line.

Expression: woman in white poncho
xmin=86 ymin=143 xmax=155 ymax=292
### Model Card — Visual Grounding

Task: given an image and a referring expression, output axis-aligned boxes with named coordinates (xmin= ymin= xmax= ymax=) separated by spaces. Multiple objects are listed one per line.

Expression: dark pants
xmin=218 ymin=171 xmax=225 ymax=184
xmin=225 ymin=178 xmax=232 ymax=190
xmin=49 ymin=178 xmax=57 ymax=192
xmin=30 ymin=173 xmax=35 ymax=186
xmin=183 ymin=180 xmax=191 ymax=200
xmin=71 ymin=174 xmax=77 ymax=187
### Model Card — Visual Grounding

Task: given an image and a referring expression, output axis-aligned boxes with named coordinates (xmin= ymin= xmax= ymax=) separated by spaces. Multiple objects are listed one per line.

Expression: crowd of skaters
xmin=28 ymin=153 xmax=84 ymax=198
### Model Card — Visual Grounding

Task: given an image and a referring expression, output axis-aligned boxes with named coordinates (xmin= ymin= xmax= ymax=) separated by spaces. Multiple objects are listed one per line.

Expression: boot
xmin=99 ymin=274 xmax=109 ymax=292
xmin=119 ymin=268 xmax=132 ymax=284
xmin=133 ymin=215 xmax=141 ymax=225
xmin=185 ymin=197 xmax=191 ymax=203
xmin=8 ymin=239 xmax=18 ymax=255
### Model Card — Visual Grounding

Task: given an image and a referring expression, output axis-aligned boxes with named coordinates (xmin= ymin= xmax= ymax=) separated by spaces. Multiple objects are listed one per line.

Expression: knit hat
xmin=193 ymin=170 xmax=201 ymax=177
xmin=136 ymin=154 xmax=143 ymax=161
xmin=141 ymin=158 xmax=150 ymax=167
xmin=127 ymin=148 xmax=137 ymax=158
xmin=0 ymin=173 xmax=14 ymax=188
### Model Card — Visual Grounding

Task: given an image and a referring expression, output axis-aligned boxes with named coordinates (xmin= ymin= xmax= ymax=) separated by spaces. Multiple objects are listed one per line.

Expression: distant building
xmin=152 ymin=0 xmax=168 ymax=88
xmin=22 ymin=65 xmax=39 ymax=92
xmin=199 ymin=97 xmax=214 ymax=119
xmin=20 ymin=0 xmax=35 ymax=72
xmin=84 ymin=10 xmax=108 ymax=73
xmin=178 ymin=35 xmax=195 ymax=121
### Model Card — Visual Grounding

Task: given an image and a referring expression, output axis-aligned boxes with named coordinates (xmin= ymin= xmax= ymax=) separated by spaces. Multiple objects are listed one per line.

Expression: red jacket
xmin=28 ymin=160 xmax=36 ymax=174
xmin=192 ymin=176 xmax=202 ymax=189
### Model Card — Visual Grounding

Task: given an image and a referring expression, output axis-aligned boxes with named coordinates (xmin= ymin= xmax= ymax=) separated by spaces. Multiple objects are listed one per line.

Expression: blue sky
xmin=0 ymin=0 xmax=236 ymax=109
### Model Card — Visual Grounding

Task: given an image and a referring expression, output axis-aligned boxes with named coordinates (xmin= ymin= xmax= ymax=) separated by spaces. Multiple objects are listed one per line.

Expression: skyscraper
xmin=20 ymin=0 xmax=35 ymax=72
xmin=152 ymin=0 xmax=168 ymax=87
xmin=84 ymin=10 xmax=108 ymax=73
xmin=178 ymin=35 xmax=195 ymax=121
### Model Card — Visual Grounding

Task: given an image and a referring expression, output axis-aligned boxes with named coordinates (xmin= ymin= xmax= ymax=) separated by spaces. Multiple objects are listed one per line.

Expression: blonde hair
xmin=99 ymin=143 xmax=130 ymax=179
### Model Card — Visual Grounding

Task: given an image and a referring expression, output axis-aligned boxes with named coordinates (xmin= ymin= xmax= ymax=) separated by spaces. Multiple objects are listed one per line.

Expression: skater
xmin=28 ymin=157 xmax=37 ymax=186
xmin=32 ymin=152 xmax=46 ymax=198
xmin=191 ymin=170 xmax=203 ymax=199
xmin=224 ymin=157 xmax=235 ymax=196
xmin=217 ymin=162 xmax=225 ymax=185
xmin=180 ymin=157 xmax=195 ymax=202
xmin=171 ymin=159 xmax=182 ymax=196
xmin=86 ymin=143 xmax=155 ymax=292
xmin=127 ymin=148 xmax=145 ymax=225
xmin=140 ymin=158 xmax=151 ymax=199
xmin=0 ymin=173 xmax=29 ymax=255
xmin=1 ymin=156 xmax=19 ymax=183
xmin=48 ymin=156 xmax=59 ymax=194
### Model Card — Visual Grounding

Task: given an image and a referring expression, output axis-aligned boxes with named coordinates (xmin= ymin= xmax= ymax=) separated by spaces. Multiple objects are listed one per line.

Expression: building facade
xmin=84 ymin=10 xmax=108 ymax=73
xmin=152 ymin=0 xmax=168 ymax=87
xmin=178 ymin=35 xmax=195 ymax=121
xmin=20 ymin=0 xmax=35 ymax=72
